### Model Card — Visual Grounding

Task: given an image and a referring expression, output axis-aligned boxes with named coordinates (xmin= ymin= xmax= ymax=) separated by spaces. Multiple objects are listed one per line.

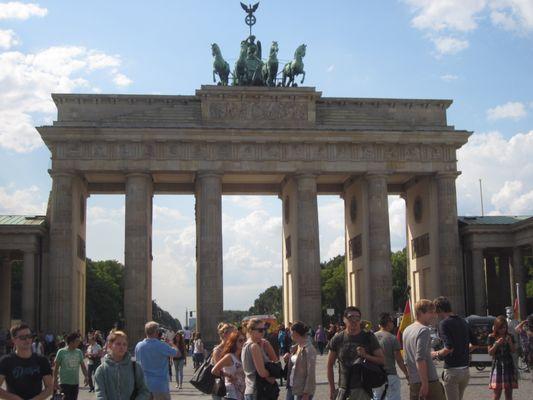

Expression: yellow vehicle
xmin=242 ymin=315 xmax=279 ymax=334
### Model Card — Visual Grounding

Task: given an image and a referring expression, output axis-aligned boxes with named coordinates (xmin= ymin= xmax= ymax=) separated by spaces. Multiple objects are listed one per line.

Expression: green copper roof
xmin=0 ymin=215 xmax=47 ymax=226
xmin=458 ymin=216 xmax=532 ymax=225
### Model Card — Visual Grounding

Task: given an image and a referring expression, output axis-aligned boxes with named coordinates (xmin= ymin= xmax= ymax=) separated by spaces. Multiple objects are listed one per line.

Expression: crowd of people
xmin=0 ymin=297 xmax=532 ymax=400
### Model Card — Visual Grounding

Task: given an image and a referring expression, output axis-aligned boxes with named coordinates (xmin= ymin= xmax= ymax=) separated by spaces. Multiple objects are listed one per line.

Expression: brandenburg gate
xmin=35 ymin=85 xmax=470 ymax=344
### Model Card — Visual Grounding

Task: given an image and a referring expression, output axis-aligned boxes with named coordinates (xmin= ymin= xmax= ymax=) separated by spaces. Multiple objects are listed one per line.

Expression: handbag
xmin=211 ymin=372 xmax=227 ymax=397
xmin=189 ymin=353 xmax=216 ymax=394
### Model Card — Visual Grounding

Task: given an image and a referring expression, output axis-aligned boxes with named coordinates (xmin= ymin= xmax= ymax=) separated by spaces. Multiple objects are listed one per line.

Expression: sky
xmin=1 ymin=1 xmax=532 ymax=323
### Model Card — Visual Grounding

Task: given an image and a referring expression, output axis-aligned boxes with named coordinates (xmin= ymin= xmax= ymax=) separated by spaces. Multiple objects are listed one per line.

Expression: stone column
xmin=22 ymin=251 xmax=36 ymax=326
xmin=124 ymin=173 xmax=153 ymax=346
xmin=48 ymin=172 xmax=87 ymax=334
xmin=294 ymin=174 xmax=321 ymax=328
xmin=366 ymin=174 xmax=393 ymax=320
xmin=0 ymin=258 xmax=11 ymax=330
xmin=511 ymin=247 xmax=527 ymax=320
xmin=471 ymin=248 xmax=487 ymax=316
xmin=195 ymin=172 xmax=223 ymax=347
xmin=499 ymin=253 xmax=512 ymax=307
xmin=435 ymin=172 xmax=464 ymax=315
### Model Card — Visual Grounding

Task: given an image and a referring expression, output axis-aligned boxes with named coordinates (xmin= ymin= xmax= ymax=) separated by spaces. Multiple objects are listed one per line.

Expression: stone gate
xmin=34 ymin=85 xmax=469 ymax=344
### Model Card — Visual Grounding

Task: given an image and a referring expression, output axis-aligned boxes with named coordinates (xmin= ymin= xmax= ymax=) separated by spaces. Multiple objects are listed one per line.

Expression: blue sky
xmin=1 ymin=1 xmax=532 ymax=321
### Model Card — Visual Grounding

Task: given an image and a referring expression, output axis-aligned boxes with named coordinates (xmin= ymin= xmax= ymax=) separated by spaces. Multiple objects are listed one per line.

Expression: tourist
xmin=278 ymin=324 xmax=288 ymax=356
xmin=171 ymin=332 xmax=186 ymax=389
xmin=0 ymin=323 xmax=53 ymax=399
xmin=192 ymin=332 xmax=205 ymax=369
xmin=505 ymin=306 xmax=520 ymax=378
xmin=327 ymin=306 xmax=385 ymax=400
xmin=285 ymin=321 xmax=316 ymax=400
xmin=53 ymin=332 xmax=88 ymax=400
xmin=183 ymin=326 xmax=192 ymax=354
xmin=135 ymin=321 xmax=179 ymax=399
xmin=403 ymin=299 xmax=445 ymax=400
xmin=94 ymin=330 xmax=150 ymax=399
xmin=212 ymin=330 xmax=247 ymax=400
xmin=515 ymin=314 xmax=533 ymax=382
xmin=212 ymin=323 xmax=237 ymax=399
xmin=431 ymin=296 xmax=476 ymax=400
xmin=32 ymin=335 xmax=45 ymax=355
xmin=372 ymin=313 xmax=408 ymax=400
xmin=314 ymin=324 xmax=327 ymax=356
xmin=86 ymin=333 xmax=103 ymax=392
xmin=488 ymin=316 xmax=518 ymax=400
xmin=44 ymin=330 xmax=56 ymax=355
xmin=242 ymin=318 xmax=278 ymax=400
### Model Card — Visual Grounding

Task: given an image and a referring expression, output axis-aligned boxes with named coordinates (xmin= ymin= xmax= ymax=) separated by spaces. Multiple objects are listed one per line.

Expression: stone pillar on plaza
xmin=281 ymin=174 xmax=321 ymax=328
xmin=22 ymin=251 xmax=36 ymax=327
xmin=124 ymin=173 xmax=153 ymax=347
xmin=47 ymin=172 xmax=88 ymax=334
xmin=195 ymin=172 xmax=223 ymax=347
xmin=366 ymin=174 xmax=393 ymax=321
xmin=471 ymin=248 xmax=487 ymax=316
xmin=436 ymin=172 xmax=464 ymax=315
xmin=511 ymin=247 xmax=527 ymax=320
xmin=343 ymin=178 xmax=370 ymax=317
xmin=0 ymin=258 xmax=11 ymax=330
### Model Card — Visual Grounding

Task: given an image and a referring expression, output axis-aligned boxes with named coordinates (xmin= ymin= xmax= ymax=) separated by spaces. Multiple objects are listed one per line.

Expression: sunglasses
xmin=345 ymin=314 xmax=362 ymax=321
xmin=16 ymin=334 xmax=34 ymax=341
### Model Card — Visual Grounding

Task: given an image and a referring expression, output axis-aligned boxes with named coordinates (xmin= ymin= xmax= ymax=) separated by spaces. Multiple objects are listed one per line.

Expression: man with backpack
xmin=327 ymin=306 xmax=385 ymax=400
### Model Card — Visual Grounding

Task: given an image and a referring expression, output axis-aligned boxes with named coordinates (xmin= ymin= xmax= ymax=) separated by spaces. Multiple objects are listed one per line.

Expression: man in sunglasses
xmin=327 ymin=306 xmax=385 ymax=400
xmin=0 ymin=323 xmax=53 ymax=399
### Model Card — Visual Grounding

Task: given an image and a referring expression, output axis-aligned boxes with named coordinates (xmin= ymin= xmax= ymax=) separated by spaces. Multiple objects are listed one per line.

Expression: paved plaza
xmin=74 ymin=353 xmax=533 ymax=399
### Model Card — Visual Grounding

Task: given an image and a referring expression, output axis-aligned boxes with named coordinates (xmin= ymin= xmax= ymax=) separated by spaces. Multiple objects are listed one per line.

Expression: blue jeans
xmin=245 ymin=395 xmax=257 ymax=400
xmin=372 ymin=375 xmax=401 ymax=400
xmin=173 ymin=358 xmax=185 ymax=386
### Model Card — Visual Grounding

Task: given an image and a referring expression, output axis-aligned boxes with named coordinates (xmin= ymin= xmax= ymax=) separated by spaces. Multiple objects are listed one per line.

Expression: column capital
xmin=435 ymin=171 xmax=461 ymax=180
xmin=125 ymin=172 xmax=153 ymax=180
xmin=48 ymin=169 xmax=77 ymax=179
xmin=365 ymin=172 xmax=390 ymax=181
xmin=196 ymin=171 xmax=223 ymax=180
xmin=294 ymin=171 xmax=319 ymax=179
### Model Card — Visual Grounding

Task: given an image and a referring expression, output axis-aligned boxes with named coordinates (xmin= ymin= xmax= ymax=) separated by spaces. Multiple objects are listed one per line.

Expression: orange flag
xmin=397 ymin=299 xmax=413 ymax=348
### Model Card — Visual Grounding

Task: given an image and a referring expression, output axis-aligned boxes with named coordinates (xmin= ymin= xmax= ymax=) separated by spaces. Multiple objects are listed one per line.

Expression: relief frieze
xmin=53 ymin=141 xmax=456 ymax=165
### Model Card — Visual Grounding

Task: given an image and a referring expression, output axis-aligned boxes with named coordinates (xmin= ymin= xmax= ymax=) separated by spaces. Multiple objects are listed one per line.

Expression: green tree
xmin=85 ymin=259 xmax=124 ymax=332
xmin=248 ymin=285 xmax=282 ymax=320
xmin=223 ymin=310 xmax=249 ymax=325
xmin=320 ymin=255 xmax=346 ymax=324
xmin=391 ymin=248 xmax=408 ymax=311
xmin=152 ymin=300 xmax=181 ymax=331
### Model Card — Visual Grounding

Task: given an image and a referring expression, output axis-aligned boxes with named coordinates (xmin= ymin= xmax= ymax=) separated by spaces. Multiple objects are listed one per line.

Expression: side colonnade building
xmin=0 ymin=85 xmax=492 ymax=345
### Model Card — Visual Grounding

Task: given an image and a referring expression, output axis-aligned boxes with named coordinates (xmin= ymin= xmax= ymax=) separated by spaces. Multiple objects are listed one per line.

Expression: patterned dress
xmin=488 ymin=334 xmax=518 ymax=390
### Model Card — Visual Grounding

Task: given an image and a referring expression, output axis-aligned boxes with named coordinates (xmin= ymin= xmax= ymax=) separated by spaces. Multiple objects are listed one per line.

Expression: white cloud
xmin=0 ymin=185 xmax=46 ymax=214
xmin=486 ymin=101 xmax=527 ymax=120
xmin=440 ymin=74 xmax=459 ymax=82
xmin=490 ymin=0 xmax=533 ymax=33
xmin=0 ymin=29 xmax=18 ymax=49
xmin=0 ymin=46 xmax=129 ymax=152
xmin=431 ymin=36 xmax=469 ymax=56
xmin=0 ymin=2 xmax=47 ymax=20
xmin=404 ymin=0 xmax=533 ymax=54
xmin=405 ymin=0 xmax=486 ymax=32
xmin=113 ymin=73 xmax=132 ymax=87
xmin=491 ymin=180 xmax=533 ymax=214
xmin=457 ymin=131 xmax=533 ymax=216
xmin=388 ymin=196 xmax=406 ymax=251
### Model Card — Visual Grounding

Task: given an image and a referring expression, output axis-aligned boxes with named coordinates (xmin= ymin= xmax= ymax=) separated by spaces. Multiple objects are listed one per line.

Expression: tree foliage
xmin=85 ymin=259 xmax=124 ymax=333
xmin=85 ymin=259 xmax=180 ymax=333
xmin=391 ymin=248 xmax=408 ymax=311
xmin=248 ymin=285 xmax=282 ymax=320
xmin=320 ymin=255 xmax=346 ymax=323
